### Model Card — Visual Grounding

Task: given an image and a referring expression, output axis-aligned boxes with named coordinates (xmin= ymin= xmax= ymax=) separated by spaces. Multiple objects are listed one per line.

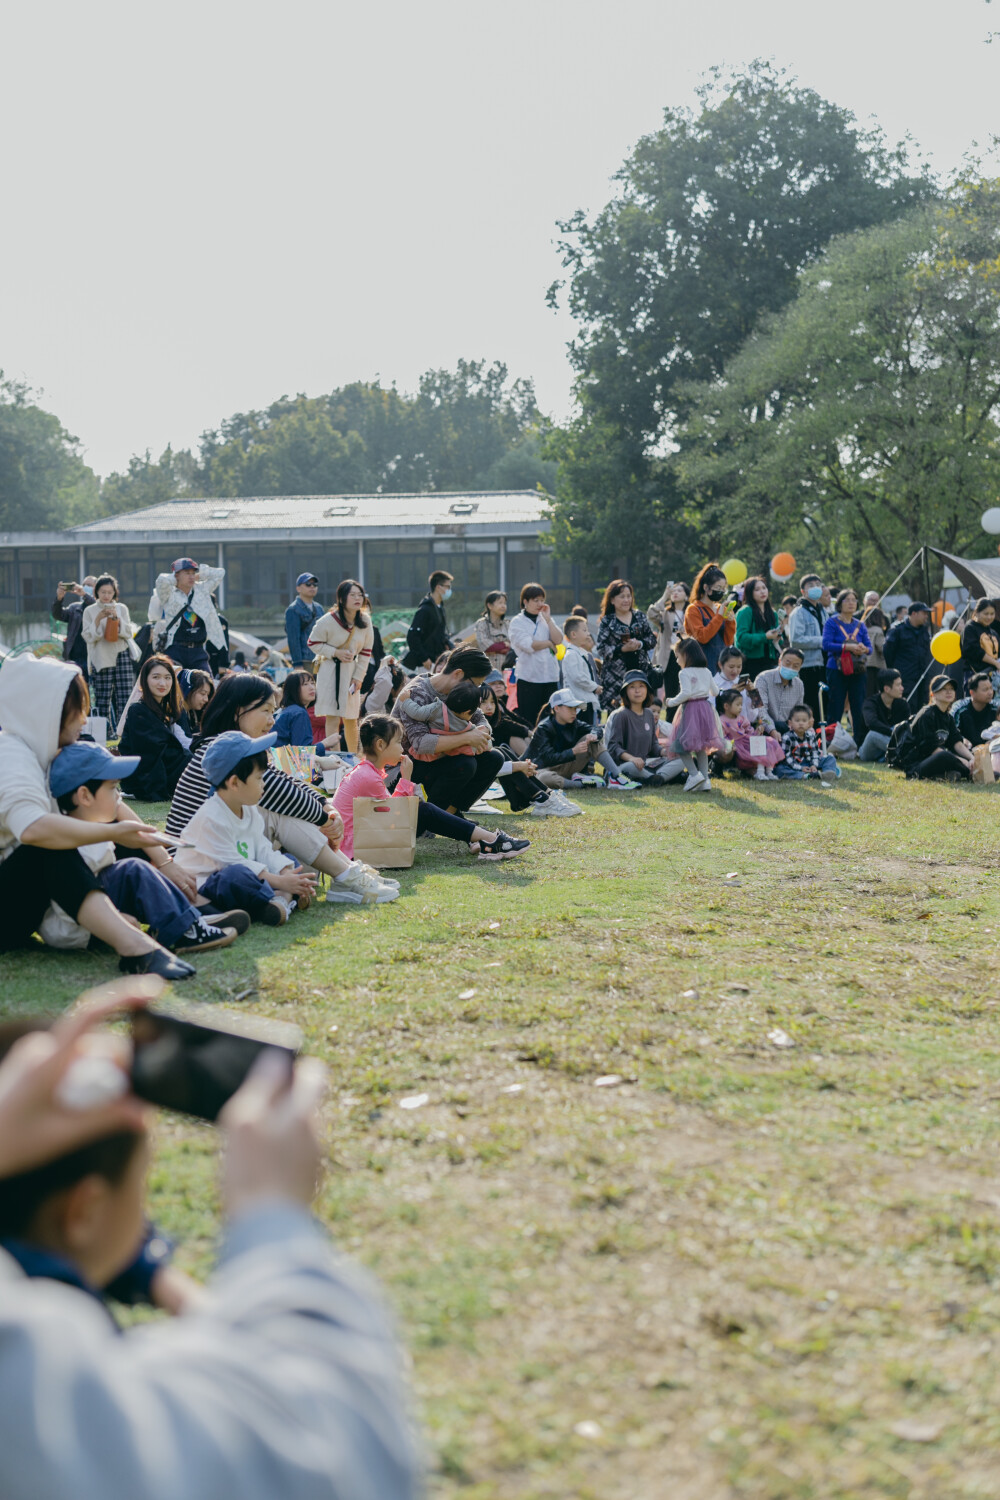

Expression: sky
xmin=2 ymin=0 xmax=998 ymax=479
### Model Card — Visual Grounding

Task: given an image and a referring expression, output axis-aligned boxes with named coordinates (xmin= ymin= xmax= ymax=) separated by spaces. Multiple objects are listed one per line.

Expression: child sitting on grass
xmin=44 ymin=740 xmax=243 ymax=974
xmin=716 ymin=689 xmax=784 ymax=780
xmin=173 ymin=730 xmax=322 ymax=925
xmin=604 ymin=671 xmax=684 ymax=785
xmin=777 ymin=704 xmax=840 ymax=781
xmin=0 ymin=1016 xmax=200 ymax=1318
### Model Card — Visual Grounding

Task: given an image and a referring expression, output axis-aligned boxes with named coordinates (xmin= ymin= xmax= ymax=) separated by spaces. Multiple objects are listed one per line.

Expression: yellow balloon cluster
xmin=930 ymin=630 xmax=961 ymax=665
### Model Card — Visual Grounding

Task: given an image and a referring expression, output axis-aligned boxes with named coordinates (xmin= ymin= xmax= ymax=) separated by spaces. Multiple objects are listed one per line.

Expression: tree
xmin=675 ymin=179 xmax=1000 ymax=584
xmin=0 ymin=376 xmax=99 ymax=530
xmin=545 ymin=61 xmax=932 ymax=590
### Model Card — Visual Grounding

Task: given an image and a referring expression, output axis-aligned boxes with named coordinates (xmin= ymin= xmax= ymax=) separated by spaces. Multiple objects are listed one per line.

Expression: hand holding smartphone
xmin=130 ymin=1003 xmax=303 ymax=1121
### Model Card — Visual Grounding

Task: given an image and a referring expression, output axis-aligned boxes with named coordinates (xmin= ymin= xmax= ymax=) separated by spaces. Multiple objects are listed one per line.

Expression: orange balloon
xmin=770 ymin=551 xmax=796 ymax=579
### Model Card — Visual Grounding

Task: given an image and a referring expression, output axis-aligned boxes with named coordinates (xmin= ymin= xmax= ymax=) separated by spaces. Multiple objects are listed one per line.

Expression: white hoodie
xmin=0 ymin=656 xmax=82 ymax=864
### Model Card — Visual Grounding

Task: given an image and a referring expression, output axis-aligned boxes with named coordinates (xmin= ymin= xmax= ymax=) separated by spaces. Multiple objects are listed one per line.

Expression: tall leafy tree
xmin=546 ymin=61 xmax=932 ymax=591
xmin=0 ymin=376 xmax=99 ymax=530
xmin=676 ymin=180 xmax=1000 ymax=583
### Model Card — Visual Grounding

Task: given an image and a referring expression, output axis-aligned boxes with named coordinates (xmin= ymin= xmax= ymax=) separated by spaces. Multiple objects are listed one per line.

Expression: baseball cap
xmin=929 ymin=673 xmax=955 ymax=693
xmin=296 ymin=572 xmax=319 ymax=587
xmin=483 ymin=669 xmax=505 ymax=685
xmin=202 ymin=730 xmax=278 ymax=788
xmin=172 ymin=557 xmax=198 ymax=574
xmin=49 ymin=742 xmax=140 ymax=800
xmin=549 ymin=687 xmax=586 ymax=709
xmin=908 ymin=600 xmax=931 ymax=614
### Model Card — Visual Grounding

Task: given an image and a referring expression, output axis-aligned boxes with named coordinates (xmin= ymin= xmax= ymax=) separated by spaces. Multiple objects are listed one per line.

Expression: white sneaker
xmin=754 ymin=766 xmax=766 ymax=780
xmin=683 ymin=772 xmax=705 ymax=792
xmin=604 ymin=775 xmax=640 ymax=790
xmin=694 ymin=776 xmax=712 ymax=792
xmin=326 ymin=866 xmax=400 ymax=904
xmin=531 ymin=791 xmax=582 ymax=817
xmin=355 ymin=861 xmax=400 ymax=888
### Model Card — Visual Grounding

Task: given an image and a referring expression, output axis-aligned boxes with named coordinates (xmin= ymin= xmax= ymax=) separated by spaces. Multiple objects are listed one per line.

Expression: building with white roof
xmin=0 ymin=490 xmax=603 ymax=628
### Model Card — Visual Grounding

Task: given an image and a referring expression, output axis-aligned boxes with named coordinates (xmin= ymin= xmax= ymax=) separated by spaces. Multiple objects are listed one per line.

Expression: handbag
xmin=838 ymin=623 xmax=859 ymax=676
xmin=352 ymin=795 xmax=418 ymax=869
xmin=104 ymin=611 xmax=120 ymax=643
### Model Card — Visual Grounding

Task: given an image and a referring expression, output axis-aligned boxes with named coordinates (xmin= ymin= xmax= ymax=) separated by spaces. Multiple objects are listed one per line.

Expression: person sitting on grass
xmin=716 ymin=689 xmax=784 ymax=780
xmin=0 ymin=1014 xmax=202 ymax=1322
xmin=403 ymin=679 xmax=486 ymax=758
xmin=479 ymin=677 xmax=576 ymax=817
xmin=173 ymin=731 xmax=325 ymax=925
xmin=951 ymin=672 xmax=999 ymax=747
xmin=776 ymin=704 xmax=840 ymax=781
xmin=858 ymin=668 xmax=910 ymax=762
xmin=898 ymin=675 xmax=974 ymax=781
xmin=754 ymin=648 xmax=806 ymax=734
xmin=272 ymin=670 xmax=339 ymax=749
xmin=604 ymin=672 xmax=684 ymax=786
xmin=117 ymin=655 xmax=192 ymax=802
xmin=42 ymin=741 xmax=244 ymax=961
xmin=528 ymin=689 xmax=631 ymax=795
xmin=333 ymin=715 xmax=530 ymax=862
xmin=178 ymin=668 xmax=214 ymax=740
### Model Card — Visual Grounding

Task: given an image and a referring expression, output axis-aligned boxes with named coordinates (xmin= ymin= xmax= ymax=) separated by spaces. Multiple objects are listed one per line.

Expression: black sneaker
xmin=477 ymin=828 xmax=531 ymax=861
xmin=119 ymin=949 xmax=196 ymax=981
xmin=197 ymin=906 xmax=251 ymax=936
xmin=174 ymin=918 xmax=239 ymax=954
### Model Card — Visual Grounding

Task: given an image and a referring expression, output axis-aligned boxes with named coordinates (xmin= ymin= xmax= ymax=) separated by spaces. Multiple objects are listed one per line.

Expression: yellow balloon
xmin=930 ymin=629 xmax=961 ymax=665
xmin=722 ymin=558 xmax=747 ymax=587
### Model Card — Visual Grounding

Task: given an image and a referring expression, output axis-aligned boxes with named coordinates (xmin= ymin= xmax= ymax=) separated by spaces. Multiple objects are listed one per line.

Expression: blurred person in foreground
xmin=0 ymin=980 xmax=418 ymax=1500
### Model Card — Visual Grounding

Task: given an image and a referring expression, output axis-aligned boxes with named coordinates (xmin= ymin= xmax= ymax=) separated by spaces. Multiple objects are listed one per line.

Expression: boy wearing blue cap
xmin=172 ymin=731 xmax=319 ymax=925
xmin=285 ymin=574 xmax=324 ymax=669
xmin=44 ymin=742 xmax=243 ymax=973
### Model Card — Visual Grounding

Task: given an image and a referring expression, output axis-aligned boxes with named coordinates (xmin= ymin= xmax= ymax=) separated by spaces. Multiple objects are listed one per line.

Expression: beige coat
xmin=308 ymin=611 xmax=374 ymax=719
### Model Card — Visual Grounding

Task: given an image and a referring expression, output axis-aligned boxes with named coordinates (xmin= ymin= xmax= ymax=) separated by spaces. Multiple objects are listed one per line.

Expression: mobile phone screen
xmin=131 ymin=1004 xmax=303 ymax=1121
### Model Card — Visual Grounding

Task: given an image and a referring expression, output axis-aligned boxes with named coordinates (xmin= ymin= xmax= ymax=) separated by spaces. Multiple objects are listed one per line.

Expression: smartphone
xmin=130 ymin=1003 xmax=303 ymax=1121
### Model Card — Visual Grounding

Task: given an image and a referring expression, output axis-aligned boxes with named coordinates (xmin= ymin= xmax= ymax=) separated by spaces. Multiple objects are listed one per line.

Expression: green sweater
xmin=735 ymin=605 xmax=779 ymax=665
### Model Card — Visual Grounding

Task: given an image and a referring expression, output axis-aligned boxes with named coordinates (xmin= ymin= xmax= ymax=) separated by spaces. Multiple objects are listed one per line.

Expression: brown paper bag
xmin=352 ymin=795 xmax=418 ymax=868
xmin=972 ymin=743 xmax=995 ymax=784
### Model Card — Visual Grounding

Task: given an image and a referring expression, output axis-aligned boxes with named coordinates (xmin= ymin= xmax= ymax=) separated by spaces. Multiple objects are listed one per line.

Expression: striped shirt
xmin=165 ymin=738 xmax=327 ymax=842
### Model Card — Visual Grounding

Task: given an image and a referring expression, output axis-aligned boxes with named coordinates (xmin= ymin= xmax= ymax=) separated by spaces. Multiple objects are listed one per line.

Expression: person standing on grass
xmin=960 ymin=599 xmax=1000 ymax=688
xmin=787 ymin=574 xmax=830 ymax=720
xmin=284 ymin=572 xmax=324 ymax=668
xmin=52 ymin=576 xmax=97 ymax=672
xmin=402 ymin=570 xmax=454 ymax=671
xmin=149 ymin=557 xmax=227 ymax=675
xmin=81 ymin=574 xmax=138 ymax=728
xmin=595 ymin=579 xmax=656 ymax=710
xmin=474 ymin=591 xmax=512 ymax=663
xmin=883 ymin=601 xmax=933 ymax=705
xmin=664 ymin=636 xmax=726 ymax=792
xmin=507 ymin=584 xmax=563 ymax=727
xmin=822 ymin=589 xmax=871 ymax=739
xmin=863 ymin=606 xmax=890 ymax=697
xmin=647 ymin=581 xmax=688 ymax=703
xmin=308 ymin=579 xmax=374 ymax=754
xmin=392 ymin=647 xmax=504 ymax=814
xmin=683 ymin=564 xmax=736 ymax=677
xmin=857 ymin=668 xmax=910 ymax=762
xmin=734 ymin=576 xmax=782 ymax=682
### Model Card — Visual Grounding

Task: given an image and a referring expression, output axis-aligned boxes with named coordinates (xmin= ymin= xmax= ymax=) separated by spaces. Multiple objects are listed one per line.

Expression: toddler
xmin=665 ymin=638 xmax=726 ymax=792
xmin=716 ymin=689 xmax=784 ymax=780
xmin=404 ymin=679 xmax=484 ymax=758
xmin=777 ymin=705 xmax=840 ymax=781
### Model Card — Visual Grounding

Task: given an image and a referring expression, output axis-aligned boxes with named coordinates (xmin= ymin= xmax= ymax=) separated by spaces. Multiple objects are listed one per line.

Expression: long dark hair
xmin=742 ymin=576 xmax=777 ymax=632
xmin=335 ymin=578 xmax=368 ymax=629
xmin=180 ymin=668 xmax=214 ymax=732
xmin=600 ymin=579 xmax=634 ymax=617
xmin=690 ymin=563 xmax=726 ymax=604
xmin=138 ymin=654 xmax=182 ymax=723
xmin=481 ymin=590 xmax=507 ymax=619
xmin=195 ymin=672 xmax=276 ymax=749
xmin=281 ymin=670 xmax=314 ymax=709
xmin=676 ymin=637 xmax=708 ymax=670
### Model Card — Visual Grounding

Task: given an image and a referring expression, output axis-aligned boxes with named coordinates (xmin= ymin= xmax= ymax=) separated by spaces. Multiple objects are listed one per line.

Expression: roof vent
xmin=209 ymin=508 xmax=231 ymax=520
xmin=448 ymin=501 xmax=478 ymax=516
xmin=324 ymin=504 xmax=356 ymax=518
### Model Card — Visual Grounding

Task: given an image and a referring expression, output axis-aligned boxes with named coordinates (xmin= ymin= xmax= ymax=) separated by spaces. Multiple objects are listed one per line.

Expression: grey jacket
xmin=0 ymin=1205 xmax=418 ymax=1500
xmin=786 ymin=603 xmax=828 ymax=670
xmin=754 ymin=667 xmax=805 ymax=728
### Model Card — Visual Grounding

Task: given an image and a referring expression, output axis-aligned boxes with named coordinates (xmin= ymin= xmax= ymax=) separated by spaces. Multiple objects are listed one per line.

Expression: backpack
xmin=884 ymin=717 xmax=915 ymax=770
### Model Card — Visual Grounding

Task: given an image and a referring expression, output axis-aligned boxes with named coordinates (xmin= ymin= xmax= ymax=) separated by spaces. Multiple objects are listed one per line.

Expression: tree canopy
xmin=0 ymin=377 xmax=99 ymax=531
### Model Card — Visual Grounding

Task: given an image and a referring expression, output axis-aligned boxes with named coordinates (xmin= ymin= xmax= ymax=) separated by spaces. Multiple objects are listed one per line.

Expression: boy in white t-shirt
xmin=173 ymin=731 xmax=318 ymax=926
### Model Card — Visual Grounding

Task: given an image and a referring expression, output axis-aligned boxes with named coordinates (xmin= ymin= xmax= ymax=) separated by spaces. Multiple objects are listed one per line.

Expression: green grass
xmin=4 ymin=765 xmax=1000 ymax=1497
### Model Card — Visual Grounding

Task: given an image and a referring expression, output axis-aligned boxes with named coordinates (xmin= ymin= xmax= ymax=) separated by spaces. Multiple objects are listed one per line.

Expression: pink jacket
xmin=331 ymin=760 xmax=417 ymax=859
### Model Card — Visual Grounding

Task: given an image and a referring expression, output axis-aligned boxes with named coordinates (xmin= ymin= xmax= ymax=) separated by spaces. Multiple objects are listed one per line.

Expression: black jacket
xmin=52 ymin=592 xmax=93 ymax=668
xmin=960 ymin=619 xmax=999 ymax=673
xmin=403 ymin=596 xmax=450 ymax=670
xmin=118 ymin=702 xmax=191 ymax=802
xmin=862 ymin=693 xmax=910 ymax=737
xmin=901 ymin=703 xmax=962 ymax=768
xmin=528 ymin=712 xmax=590 ymax=769
xmin=953 ymin=700 xmax=997 ymax=746
xmin=883 ymin=620 xmax=932 ymax=695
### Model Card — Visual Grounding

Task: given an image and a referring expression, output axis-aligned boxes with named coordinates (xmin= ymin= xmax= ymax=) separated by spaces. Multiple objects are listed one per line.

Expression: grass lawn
xmin=3 ymin=764 xmax=1000 ymax=1497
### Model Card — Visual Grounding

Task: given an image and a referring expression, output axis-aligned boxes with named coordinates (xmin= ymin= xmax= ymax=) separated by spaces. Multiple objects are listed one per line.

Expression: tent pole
xmin=863 ymin=548 xmax=926 ymax=621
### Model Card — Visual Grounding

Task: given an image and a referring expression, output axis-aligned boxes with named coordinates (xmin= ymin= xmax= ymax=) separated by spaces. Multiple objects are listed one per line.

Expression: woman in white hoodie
xmin=0 ymin=656 xmax=193 ymax=979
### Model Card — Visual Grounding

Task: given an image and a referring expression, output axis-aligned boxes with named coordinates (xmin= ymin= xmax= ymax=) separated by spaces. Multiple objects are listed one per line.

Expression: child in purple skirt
xmin=716 ymin=688 xmax=785 ymax=780
xmin=665 ymin=638 xmax=725 ymax=792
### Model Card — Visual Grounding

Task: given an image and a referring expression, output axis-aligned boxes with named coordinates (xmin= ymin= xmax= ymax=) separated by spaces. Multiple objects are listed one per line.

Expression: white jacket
xmin=0 ymin=1205 xmax=418 ymax=1500
xmin=173 ymin=795 xmax=294 ymax=887
xmin=0 ymin=655 xmax=82 ymax=864
xmin=149 ymin=566 xmax=226 ymax=651
xmin=508 ymin=611 xmax=559 ymax=683
xmin=82 ymin=601 xmax=136 ymax=673
xmin=560 ymin=643 xmax=601 ymax=713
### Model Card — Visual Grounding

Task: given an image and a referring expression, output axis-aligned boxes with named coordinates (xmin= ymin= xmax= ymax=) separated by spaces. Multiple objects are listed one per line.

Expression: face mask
xmin=709 ymin=587 xmax=727 ymax=601
xmin=806 ymin=587 xmax=823 ymax=602
xmin=779 ymin=666 xmax=799 ymax=681
xmin=441 ymin=588 xmax=452 ymax=601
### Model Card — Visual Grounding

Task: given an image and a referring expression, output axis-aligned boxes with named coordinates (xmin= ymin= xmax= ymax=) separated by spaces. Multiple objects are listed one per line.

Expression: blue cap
xmin=50 ymin=742 xmax=140 ymax=800
xmin=483 ymin=669 xmax=504 ymax=685
xmin=171 ymin=557 xmax=199 ymax=574
xmin=296 ymin=572 xmax=319 ymax=587
xmin=202 ymin=730 xmax=277 ymax=788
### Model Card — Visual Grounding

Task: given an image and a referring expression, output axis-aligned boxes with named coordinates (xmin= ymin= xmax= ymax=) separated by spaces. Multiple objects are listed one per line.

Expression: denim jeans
xmin=858 ymin=730 xmax=890 ymax=763
xmin=774 ymin=753 xmax=840 ymax=780
xmin=101 ymin=858 xmax=200 ymax=948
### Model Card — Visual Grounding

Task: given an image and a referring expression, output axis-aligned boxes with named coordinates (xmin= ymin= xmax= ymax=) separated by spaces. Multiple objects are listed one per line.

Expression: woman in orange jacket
xmin=683 ymin=563 xmax=737 ymax=674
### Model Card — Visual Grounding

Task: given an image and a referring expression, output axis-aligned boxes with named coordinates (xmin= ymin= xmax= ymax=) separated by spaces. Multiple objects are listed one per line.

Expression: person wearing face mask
xmin=683 ymin=564 xmax=737 ymax=676
xmin=402 ymin=570 xmax=454 ymax=672
xmin=787 ymin=574 xmax=830 ymax=720
xmin=754 ymin=648 xmax=806 ymax=734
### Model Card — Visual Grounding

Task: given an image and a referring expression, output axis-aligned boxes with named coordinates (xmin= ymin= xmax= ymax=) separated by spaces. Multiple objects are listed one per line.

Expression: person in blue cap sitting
xmin=285 ymin=573 xmax=324 ymax=669
xmin=44 ymin=741 xmax=246 ymax=976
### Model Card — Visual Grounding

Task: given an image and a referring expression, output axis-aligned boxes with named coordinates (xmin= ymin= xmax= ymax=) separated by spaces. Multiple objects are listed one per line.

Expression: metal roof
xmin=71 ymin=490 xmax=552 ymax=536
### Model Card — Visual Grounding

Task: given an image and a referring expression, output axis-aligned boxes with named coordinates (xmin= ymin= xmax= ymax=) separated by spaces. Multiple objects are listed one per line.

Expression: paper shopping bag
xmin=83 ymin=715 xmax=108 ymax=746
xmin=972 ymin=743 xmax=995 ymax=784
xmin=352 ymin=795 xmax=418 ymax=868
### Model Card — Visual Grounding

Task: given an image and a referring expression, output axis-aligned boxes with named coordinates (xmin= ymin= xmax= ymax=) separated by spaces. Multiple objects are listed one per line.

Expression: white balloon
xmin=981 ymin=507 xmax=1000 ymax=535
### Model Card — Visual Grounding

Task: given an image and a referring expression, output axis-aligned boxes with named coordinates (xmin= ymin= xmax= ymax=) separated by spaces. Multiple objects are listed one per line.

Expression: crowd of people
xmin=1 ymin=554 xmax=994 ymax=985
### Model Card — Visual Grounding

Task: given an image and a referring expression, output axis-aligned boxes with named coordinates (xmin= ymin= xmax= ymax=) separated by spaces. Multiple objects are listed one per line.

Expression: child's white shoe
xmin=694 ymin=776 xmax=712 ymax=792
xmin=683 ymin=772 xmax=705 ymax=792
xmin=754 ymin=765 xmax=766 ymax=780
